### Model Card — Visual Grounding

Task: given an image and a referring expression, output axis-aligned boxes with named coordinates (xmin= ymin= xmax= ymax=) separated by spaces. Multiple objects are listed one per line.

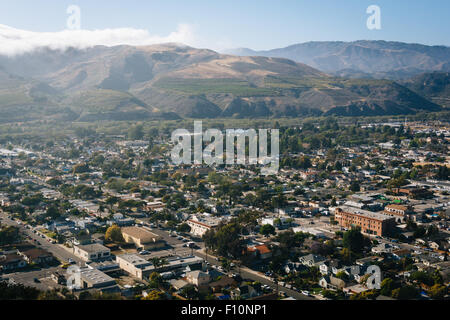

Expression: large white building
xmin=187 ymin=216 xmax=221 ymax=237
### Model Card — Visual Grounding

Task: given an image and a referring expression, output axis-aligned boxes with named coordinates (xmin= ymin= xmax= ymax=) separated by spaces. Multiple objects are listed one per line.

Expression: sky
xmin=0 ymin=0 xmax=449 ymax=54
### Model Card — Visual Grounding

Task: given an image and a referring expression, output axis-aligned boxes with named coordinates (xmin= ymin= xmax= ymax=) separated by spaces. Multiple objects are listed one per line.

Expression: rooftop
xmin=76 ymin=243 xmax=110 ymax=253
xmin=338 ymin=206 xmax=395 ymax=221
xmin=79 ymin=268 xmax=116 ymax=285
xmin=121 ymin=226 xmax=162 ymax=243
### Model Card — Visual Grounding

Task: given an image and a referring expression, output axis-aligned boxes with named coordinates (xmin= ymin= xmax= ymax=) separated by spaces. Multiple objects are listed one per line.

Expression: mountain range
xmin=225 ymin=41 xmax=450 ymax=80
xmin=0 ymin=41 xmax=447 ymax=123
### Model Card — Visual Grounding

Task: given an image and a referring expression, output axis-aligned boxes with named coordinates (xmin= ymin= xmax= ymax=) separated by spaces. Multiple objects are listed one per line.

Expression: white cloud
xmin=0 ymin=24 xmax=197 ymax=56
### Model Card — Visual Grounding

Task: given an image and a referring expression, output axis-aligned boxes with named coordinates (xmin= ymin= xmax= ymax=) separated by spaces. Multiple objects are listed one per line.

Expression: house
xmin=356 ymin=256 xmax=383 ymax=266
xmin=0 ymin=253 xmax=27 ymax=270
xmin=371 ymin=243 xmax=393 ymax=254
xmin=209 ymin=276 xmax=237 ymax=293
xmin=169 ymin=279 xmax=190 ymax=291
xmin=19 ymin=248 xmax=54 ymax=264
xmin=121 ymin=226 xmax=165 ymax=250
xmin=319 ymin=275 xmax=347 ymax=291
xmin=285 ymin=262 xmax=306 ymax=274
xmin=246 ymin=244 xmax=272 ymax=260
xmin=393 ymin=187 xmax=433 ymax=200
xmin=231 ymin=285 xmax=259 ymax=299
xmin=73 ymin=243 xmax=111 ymax=262
xmin=186 ymin=270 xmax=211 ymax=286
xmin=319 ymin=260 xmax=342 ymax=275
xmin=391 ymin=248 xmax=411 ymax=260
xmin=343 ymin=284 xmax=370 ymax=295
xmin=145 ymin=201 xmax=165 ymax=212
xmin=429 ymin=241 xmax=440 ymax=250
xmin=299 ymin=254 xmax=327 ymax=267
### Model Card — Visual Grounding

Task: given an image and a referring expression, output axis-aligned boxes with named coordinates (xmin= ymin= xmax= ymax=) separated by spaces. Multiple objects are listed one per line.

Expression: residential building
xmin=186 ymin=270 xmax=211 ymax=286
xmin=0 ymin=253 xmax=27 ymax=270
xmin=19 ymin=248 xmax=53 ymax=264
xmin=187 ymin=216 xmax=220 ymax=237
xmin=334 ymin=206 xmax=396 ymax=236
xmin=384 ymin=204 xmax=411 ymax=223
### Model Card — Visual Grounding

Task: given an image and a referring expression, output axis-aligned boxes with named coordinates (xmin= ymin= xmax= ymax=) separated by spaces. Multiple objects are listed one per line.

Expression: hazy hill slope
xmin=225 ymin=41 xmax=450 ymax=80
xmin=401 ymin=72 xmax=450 ymax=108
xmin=0 ymin=43 xmax=443 ymax=122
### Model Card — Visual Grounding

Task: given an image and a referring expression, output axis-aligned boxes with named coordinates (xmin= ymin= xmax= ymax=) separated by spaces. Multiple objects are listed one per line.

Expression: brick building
xmin=334 ymin=206 xmax=395 ymax=236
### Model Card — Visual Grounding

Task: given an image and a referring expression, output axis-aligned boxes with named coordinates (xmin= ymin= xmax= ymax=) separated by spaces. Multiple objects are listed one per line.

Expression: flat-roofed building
xmin=116 ymin=254 xmax=154 ymax=280
xmin=187 ymin=216 xmax=220 ymax=237
xmin=145 ymin=201 xmax=165 ymax=212
xmin=73 ymin=243 xmax=111 ymax=262
xmin=76 ymin=268 xmax=118 ymax=291
xmin=121 ymin=226 xmax=165 ymax=250
xmin=116 ymin=254 xmax=203 ymax=280
xmin=334 ymin=206 xmax=395 ymax=236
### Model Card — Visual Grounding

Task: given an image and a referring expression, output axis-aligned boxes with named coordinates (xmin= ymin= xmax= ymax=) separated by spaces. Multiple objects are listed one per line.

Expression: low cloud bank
xmin=0 ymin=24 xmax=196 ymax=56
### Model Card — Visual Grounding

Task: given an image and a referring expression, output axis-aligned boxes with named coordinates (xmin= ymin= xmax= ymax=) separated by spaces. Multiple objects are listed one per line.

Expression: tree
xmin=380 ymin=278 xmax=395 ymax=296
xmin=142 ymin=290 xmax=165 ymax=300
xmin=176 ymin=223 xmax=191 ymax=234
xmin=203 ymin=221 xmax=244 ymax=259
xmin=128 ymin=125 xmax=144 ymax=140
xmin=151 ymin=258 xmax=168 ymax=270
xmin=343 ymin=227 xmax=368 ymax=254
xmin=46 ymin=206 xmax=61 ymax=219
xmin=0 ymin=226 xmax=21 ymax=245
xmin=428 ymin=284 xmax=447 ymax=300
xmin=336 ymin=271 xmax=348 ymax=281
xmin=180 ymin=285 xmax=198 ymax=300
xmin=350 ymin=181 xmax=360 ymax=192
xmin=73 ymin=163 xmax=89 ymax=174
xmin=260 ymin=224 xmax=276 ymax=237
xmin=105 ymin=225 xmax=124 ymax=244
xmin=391 ymin=285 xmax=418 ymax=300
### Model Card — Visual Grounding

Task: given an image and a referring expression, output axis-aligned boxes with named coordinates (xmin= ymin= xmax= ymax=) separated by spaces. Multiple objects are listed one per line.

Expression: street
xmin=0 ymin=211 xmax=83 ymax=264
xmin=194 ymin=249 xmax=316 ymax=301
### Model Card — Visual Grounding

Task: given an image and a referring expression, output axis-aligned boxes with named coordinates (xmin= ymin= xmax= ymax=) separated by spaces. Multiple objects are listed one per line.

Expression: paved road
xmin=0 ymin=211 xmax=83 ymax=264
xmin=194 ymin=250 xmax=316 ymax=301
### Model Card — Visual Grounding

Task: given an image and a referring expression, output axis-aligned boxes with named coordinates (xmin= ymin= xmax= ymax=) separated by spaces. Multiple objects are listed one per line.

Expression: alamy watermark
xmin=66 ymin=265 xmax=82 ymax=290
xmin=67 ymin=5 xmax=81 ymax=30
xmin=367 ymin=5 xmax=381 ymax=30
xmin=171 ymin=122 xmax=279 ymax=176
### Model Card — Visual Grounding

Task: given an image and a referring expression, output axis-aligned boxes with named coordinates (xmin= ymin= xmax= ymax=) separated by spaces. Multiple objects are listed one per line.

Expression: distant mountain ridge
xmin=225 ymin=41 xmax=450 ymax=80
xmin=401 ymin=72 xmax=450 ymax=108
xmin=0 ymin=43 xmax=444 ymax=123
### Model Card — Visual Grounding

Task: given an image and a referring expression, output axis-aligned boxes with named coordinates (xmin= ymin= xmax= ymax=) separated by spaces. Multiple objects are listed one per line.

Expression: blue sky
xmin=0 ymin=0 xmax=449 ymax=51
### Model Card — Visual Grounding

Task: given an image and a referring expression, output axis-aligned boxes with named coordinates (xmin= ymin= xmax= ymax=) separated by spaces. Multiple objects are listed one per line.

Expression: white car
xmin=301 ymin=290 xmax=311 ymax=296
